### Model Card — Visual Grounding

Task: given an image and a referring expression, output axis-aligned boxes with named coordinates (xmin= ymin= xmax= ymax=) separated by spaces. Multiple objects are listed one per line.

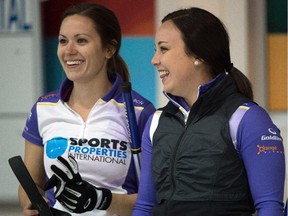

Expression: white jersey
xmin=22 ymin=75 xmax=156 ymax=216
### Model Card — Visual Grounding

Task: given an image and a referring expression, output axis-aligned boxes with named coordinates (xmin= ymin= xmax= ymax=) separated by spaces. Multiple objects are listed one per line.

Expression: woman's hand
xmin=21 ymin=193 xmax=50 ymax=216
xmin=45 ymin=155 xmax=112 ymax=213
xmin=22 ymin=202 xmax=39 ymax=216
xmin=19 ymin=141 xmax=47 ymax=215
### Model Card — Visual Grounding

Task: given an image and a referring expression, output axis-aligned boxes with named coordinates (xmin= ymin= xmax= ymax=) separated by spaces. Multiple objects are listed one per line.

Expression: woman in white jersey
xmin=19 ymin=3 xmax=155 ymax=216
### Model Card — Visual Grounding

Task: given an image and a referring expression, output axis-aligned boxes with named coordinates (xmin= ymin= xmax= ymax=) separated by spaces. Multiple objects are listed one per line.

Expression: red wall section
xmin=41 ymin=0 xmax=155 ymax=37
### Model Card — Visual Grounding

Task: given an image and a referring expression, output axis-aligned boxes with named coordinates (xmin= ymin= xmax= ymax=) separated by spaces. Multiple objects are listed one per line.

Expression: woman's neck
xmin=68 ymin=78 xmax=112 ymax=121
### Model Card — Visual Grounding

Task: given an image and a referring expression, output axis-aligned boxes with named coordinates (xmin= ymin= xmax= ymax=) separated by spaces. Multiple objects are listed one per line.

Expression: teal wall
xmin=120 ymin=37 xmax=156 ymax=105
xmin=267 ymin=0 xmax=287 ymax=33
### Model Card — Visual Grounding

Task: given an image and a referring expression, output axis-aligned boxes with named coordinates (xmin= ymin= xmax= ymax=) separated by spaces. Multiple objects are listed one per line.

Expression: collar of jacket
xmin=163 ymin=72 xmax=227 ymax=112
xmin=160 ymin=73 xmax=239 ymax=122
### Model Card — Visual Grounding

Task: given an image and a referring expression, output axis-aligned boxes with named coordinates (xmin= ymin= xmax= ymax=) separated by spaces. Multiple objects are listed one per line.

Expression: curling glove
xmin=44 ymin=155 xmax=112 ymax=213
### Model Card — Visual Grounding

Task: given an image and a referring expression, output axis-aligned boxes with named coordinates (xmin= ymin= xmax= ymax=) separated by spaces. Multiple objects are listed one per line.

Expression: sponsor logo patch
xmin=257 ymin=144 xmax=284 ymax=155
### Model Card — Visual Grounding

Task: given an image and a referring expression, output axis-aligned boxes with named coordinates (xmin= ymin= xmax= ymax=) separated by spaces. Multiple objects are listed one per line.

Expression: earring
xmin=194 ymin=60 xmax=199 ymax=66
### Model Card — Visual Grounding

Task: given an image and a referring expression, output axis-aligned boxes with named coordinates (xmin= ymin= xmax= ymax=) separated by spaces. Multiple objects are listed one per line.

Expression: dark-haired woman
xmin=18 ymin=3 xmax=155 ymax=216
xmin=133 ymin=7 xmax=285 ymax=216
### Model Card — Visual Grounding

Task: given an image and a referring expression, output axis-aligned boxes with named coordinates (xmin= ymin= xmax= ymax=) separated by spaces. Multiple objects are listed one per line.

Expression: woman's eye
xmin=77 ymin=38 xmax=87 ymax=44
xmin=58 ymin=38 xmax=67 ymax=45
xmin=154 ymin=46 xmax=168 ymax=53
xmin=160 ymin=47 xmax=168 ymax=53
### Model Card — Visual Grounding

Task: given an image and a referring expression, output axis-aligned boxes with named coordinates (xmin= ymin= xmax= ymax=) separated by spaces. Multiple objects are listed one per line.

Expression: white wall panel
xmin=0 ymin=0 xmax=43 ymax=202
xmin=0 ymin=36 xmax=36 ymax=113
xmin=0 ymin=118 xmax=26 ymax=202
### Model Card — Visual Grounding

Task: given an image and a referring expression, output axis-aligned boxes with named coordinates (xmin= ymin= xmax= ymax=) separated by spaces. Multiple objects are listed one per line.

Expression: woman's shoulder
xmin=240 ymin=102 xmax=272 ymax=123
xmin=237 ymin=102 xmax=281 ymax=136
xmin=131 ymin=90 xmax=154 ymax=106
xmin=35 ymin=89 xmax=60 ymax=103
xmin=130 ymin=90 xmax=156 ymax=115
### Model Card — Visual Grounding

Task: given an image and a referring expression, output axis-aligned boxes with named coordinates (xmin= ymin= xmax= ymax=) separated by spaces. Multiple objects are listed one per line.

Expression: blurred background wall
xmin=0 ymin=0 xmax=286 ymax=213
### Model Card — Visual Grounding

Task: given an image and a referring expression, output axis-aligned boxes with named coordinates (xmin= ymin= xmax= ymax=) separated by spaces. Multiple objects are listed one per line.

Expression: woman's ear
xmin=105 ymin=40 xmax=117 ymax=59
xmin=105 ymin=47 xmax=116 ymax=59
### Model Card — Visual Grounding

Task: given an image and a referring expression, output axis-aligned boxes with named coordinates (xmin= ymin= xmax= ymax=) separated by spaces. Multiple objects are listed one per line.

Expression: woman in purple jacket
xmin=133 ymin=7 xmax=285 ymax=216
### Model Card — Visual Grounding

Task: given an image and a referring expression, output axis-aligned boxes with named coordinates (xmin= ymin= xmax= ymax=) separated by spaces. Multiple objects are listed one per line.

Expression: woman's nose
xmin=151 ymin=53 xmax=160 ymax=66
xmin=65 ymin=42 xmax=77 ymax=54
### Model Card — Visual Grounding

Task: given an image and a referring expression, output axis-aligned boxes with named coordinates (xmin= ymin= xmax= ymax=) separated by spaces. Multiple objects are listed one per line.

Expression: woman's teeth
xmin=159 ymin=71 xmax=169 ymax=78
xmin=67 ymin=60 xmax=82 ymax=66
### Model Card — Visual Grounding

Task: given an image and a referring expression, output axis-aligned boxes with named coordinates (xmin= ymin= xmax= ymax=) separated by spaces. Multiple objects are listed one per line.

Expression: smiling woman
xmin=57 ymin=14 xmax=111 ymax=89
xmin=41 ymin=1 xmax=156 ymax=106
xmin=151 ymin=20 xmax=214 ymax=107
xmin=18 ymin=3 xmax=156 ymax=216
xmin=132 ymin=7 xmax=285 ymax=216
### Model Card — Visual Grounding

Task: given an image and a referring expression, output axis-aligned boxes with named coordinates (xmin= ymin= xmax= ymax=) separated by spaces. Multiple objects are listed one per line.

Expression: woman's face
xmin=151 ymin=20 xmax=198 ymax=98
xmin=57 ymin=15 xmax=110 ymax=84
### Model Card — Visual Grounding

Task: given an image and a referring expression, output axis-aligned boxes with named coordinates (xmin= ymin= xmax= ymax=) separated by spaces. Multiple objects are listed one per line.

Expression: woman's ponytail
xmin=229 ymin=66 xmax=253 ymax=100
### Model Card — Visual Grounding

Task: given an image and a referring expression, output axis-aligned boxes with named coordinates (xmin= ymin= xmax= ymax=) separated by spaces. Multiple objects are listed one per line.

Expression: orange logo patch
xmin=257 ymin=145 xmax=283 ymax=155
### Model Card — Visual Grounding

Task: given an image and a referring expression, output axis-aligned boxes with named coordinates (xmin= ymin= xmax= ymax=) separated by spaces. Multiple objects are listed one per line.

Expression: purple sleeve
xmin=237 ymin=105 xmax=285 ymax=216
xmin=133 ymin=115 xmax=157 ymax=216
xmin=22 ymin=102 xmax=43 ymax=146
xmin=138 ymin=103 xmax=156 ymax=137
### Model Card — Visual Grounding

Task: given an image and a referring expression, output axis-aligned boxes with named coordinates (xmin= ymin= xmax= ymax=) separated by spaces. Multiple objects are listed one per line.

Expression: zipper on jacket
xmin=166 ymin=103 xmax=199 ymax=208
xmin=80 ymin=122 xmax=86 ymax=139
xmin=167 ymin=125 xmax=186 ymax=203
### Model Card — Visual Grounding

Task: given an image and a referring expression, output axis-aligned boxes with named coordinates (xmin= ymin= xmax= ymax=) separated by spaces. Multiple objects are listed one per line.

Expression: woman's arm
xmin=132 ymin=115 xmax=157 ymax=216
xmin=237 ymin=105 xmax=285 ymax=216
xmin=18 ymin=140 xmax=46 ymax=215
xmin=107 ymin=108 xmax=157 ymax=216
xmin=107 ymin=193 xmax=137 ymax=216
